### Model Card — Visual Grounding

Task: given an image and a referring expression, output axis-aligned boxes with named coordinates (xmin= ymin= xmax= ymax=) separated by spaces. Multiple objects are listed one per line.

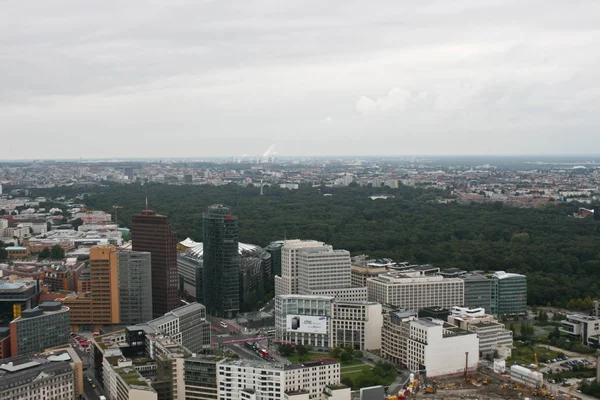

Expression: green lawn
xmin=508 ymin=345 xmax=564 ymax=365
xmin=340 ymin=365 xmax=372 ymax=380
xmin=285 ymin=352 xmax=326 ymax=363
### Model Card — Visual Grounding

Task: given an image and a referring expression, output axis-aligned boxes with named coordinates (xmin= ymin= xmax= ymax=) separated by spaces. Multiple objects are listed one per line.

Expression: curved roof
xmin=187 ymin=242 xmax=262 ymax=258
xmin=180 ymin=237 xmax=201 ymax=248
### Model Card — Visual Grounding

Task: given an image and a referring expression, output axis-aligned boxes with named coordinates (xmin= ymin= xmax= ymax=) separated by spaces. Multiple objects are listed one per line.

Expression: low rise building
xmin=5 ymin=246 xmax=29 ymax=260
xmin=0 ymin=346 xmax=83 ymax=400
xmin=382 ymin=311 xmax=479 ymax=377
xmin=217 ymin=358 xmax=344 ymax=400
xmin=560 ymin=314 xmax=600 ymax=346
xmin=9 ymin=301 xmax=70 ymax=357
xmin=367 ymin=270 xmax=464 ymax=311
xmin=351 ymin=264 xmax=387 ymax=287
xmin=275 ymin=295 xmax=333 ymax=349
xmin=447 ymin=313 xmax=513 ymax=356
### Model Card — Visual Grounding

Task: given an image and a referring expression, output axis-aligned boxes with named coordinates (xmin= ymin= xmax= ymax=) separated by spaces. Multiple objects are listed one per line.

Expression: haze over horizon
xmin=1 ymin=1 xmax=599 ymax=160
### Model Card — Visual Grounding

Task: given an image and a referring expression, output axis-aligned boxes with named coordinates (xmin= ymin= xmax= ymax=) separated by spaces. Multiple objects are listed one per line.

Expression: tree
xmin=340 ymin=352 xmax=353 ymax=363
xmin=71 ymin=218 xmax=83 ymax=229
xmin=38 ymin=247 xmax=51 ymax=260
xmin=296 ymin=344 xmax=308 ymax=357
xmin=50 ymin=244 xmax=65 ymax=260
xmin=278 ymin=344 xmax=294 ymax=356
xmin=329 ymin=347 xmax=342 ymax=358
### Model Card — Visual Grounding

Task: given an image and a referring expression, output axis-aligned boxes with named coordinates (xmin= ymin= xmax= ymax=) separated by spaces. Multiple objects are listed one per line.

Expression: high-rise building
xmin=0 ymin=280 xmax=40 ymax=325
xmin=118 ymin=251 xmax=153 ymax=325
xmin=132 ymin=209 xmax=179 ymax=317
xmin=9 ymin=301 xmax=70 ymax=357
xmin=491 ymin=271 xmax=527 ymax=316
xmin=90 ymin=246 xmax=120 ymax=325
xmin=265 ymin=241 xmax=284 ymax=277
xmin=298 ymin=246 xmax=352 ymax=293
xmin=274 ymin=240 xmax=325 ymax=297
xmin=202 ymin=205 xmax=240 ymax=318
xmin=60 ymin=246 xmax=120 ymax=331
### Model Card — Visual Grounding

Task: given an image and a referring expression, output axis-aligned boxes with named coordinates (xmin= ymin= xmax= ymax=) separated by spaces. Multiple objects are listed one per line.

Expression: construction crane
xmin=534 ymin=353 xmax=549 ymax=397
xmin=112 ymin=205 xmax=122 ymax=225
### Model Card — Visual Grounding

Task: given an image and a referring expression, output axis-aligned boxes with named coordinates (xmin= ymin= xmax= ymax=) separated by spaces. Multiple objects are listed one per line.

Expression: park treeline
xmin=32 ymin=183 xmax=600 ymax=308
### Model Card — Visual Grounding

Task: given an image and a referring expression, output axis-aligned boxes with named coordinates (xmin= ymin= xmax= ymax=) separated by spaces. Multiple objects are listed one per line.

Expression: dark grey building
xmin=463 ymin=274 xmax=493 ymax=313
xmin=265 ymin=241 xmax=284 ymax=277
xmin=178 ymin=253 xmax=203 ymax=302
xmin=9 ymin=301 xmax=70 ymax=357
xmin=118 ymin=250 xmax=153 ymax=325
xmin=492 ymin=271 xmax=527 ymax=316
xmin=0 ymin=280 xmax=40 ymax=326
xmin=146 ymin=302 xmax=211 ymax=353
xmin=202 ymin=205 xmax=240 ymax=318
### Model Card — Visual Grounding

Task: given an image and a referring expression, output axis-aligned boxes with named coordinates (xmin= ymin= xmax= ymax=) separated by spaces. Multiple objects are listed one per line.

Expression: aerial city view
xmin=1 ymin=1 xmax=600 ymax=400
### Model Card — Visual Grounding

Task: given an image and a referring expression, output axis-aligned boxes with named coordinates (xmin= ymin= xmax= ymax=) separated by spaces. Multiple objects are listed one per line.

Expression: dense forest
xmin=31 ymin=183 xmax=600 ymax=308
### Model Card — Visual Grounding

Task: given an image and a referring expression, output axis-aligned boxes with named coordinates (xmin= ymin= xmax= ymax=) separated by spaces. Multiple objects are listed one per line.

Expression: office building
xmin=60 ymin=246 xmax=120 ymax=331
xmin=381 ymin=311 xmax=479 ymax=377
xmin=0 ymin=280 xmax=40 ymax=325
xmin=145 ymin=302 xmax=211 ymax=353
xmin=331 ymin=301 xmax=382 ymax=351
xmin=118 ymin=251 xmax=153 ymax=325
xmin=132 ymin=209 xmax=179 ymax=317
xmin=9 ymin=301 xmax=70 ymax=357
xmin=491 ymin=271 xmax=527 ymax=316
xmin=185 ymin=355 xmax=222 ymax=400
xmin=0 ymin=328 xmax=10 ymax=359
xmin=0 ymin=347 xmax=83 ymax=400
xmin=265 ymin=241 xmax=284 ymax=277
xmin=351 ymin=264 xmax=388 ymax=288
xmin=275 ymin=240 xmax=326 ymax=297
xmin=90 ymin=245 xmax=120 ymax=325
xmin=462 ymin=274 xmax=493 ymax=313
xmin=306 ymin=287 xmax=368 ymax=302
xmin=275 ymin=295 xmax=382 ymax=351
xmin=217 ymin=358 xmax=343 ymax=400
xmin=367 ymin=270 xmax=464 ymax=311
xmin=179 ymin=240 xmax=272 ymax=311
xmin=560 ymin=314 xmax=600 ymax=346
xmin=202 ymin=204 xmax=240 ymax=318
xmin=447 ymin=313 xmax=513 ymax=356
xmin=276 ymin=295 xmax=333 ymax=349
xmin=298 ymin=247 xmax=352 ymax=293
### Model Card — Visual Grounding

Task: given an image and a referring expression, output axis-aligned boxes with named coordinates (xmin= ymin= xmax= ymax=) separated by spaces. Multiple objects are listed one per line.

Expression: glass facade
xmin=463 ymin=275 xmax=493 ymax=313
xmin=118 ymin=251 xmax=153 ymax=325
xmin=202 ymin=205 xmax=240 ymax=318
xmin=132 ymin=210 xmax=179 ymax=318
xmin=492 ymin=272 xmax=527 ymax=316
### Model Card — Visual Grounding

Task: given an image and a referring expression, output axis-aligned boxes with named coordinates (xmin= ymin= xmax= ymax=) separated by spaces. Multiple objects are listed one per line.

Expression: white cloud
xmin=356 ymin=88 xmax=410 ymax=115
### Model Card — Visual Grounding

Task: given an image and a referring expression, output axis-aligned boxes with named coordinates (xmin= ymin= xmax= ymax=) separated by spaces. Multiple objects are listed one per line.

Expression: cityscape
xmin=2 ymin=1 xmax=600 ymax=400
xmin=0 ymin=156 xmax=599 ymax=400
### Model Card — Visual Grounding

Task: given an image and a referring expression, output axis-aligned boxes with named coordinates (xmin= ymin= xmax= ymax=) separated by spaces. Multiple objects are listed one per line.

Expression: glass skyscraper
xmin=202 ymin=205 xmax=240 ymax=318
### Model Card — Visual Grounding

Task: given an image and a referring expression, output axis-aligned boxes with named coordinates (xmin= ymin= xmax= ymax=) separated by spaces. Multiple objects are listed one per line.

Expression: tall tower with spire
xmin=131 ymin=208 xmax=179 ymax=317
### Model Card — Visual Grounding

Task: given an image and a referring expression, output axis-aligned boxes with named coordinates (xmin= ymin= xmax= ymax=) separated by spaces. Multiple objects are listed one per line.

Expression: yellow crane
xmin=534 ymin=353 xmax=549 ymax=397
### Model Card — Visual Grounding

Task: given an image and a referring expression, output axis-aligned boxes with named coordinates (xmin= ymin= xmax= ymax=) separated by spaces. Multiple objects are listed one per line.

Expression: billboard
xmin=286 ymin=315 xmax=328 ymax=334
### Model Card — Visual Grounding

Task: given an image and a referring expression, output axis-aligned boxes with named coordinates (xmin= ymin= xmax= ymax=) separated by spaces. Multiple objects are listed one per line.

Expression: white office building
xmin=275 ymin=295 xmax=382 ymax=351
xmin=367 ymin=270 xmax=464 ymax=311
xmin=217 ymin=359 xmax=342 ymax=400
xmin=298 ymin=247 xmax=351 ymax=293
xmin=382 ymin=311 xmax=479 ymax=377
xmin=447 ymin=313 xmax=513 ymax=356
xmin=275 ymin=295 xmax=333 ymax=349
xmin=560 ymin=314 xmax=600 ymax=346
xmin=275 ymin=240 xmax=326 ymax=297
xmin=330 ymin=301 xmax=382 ymax=351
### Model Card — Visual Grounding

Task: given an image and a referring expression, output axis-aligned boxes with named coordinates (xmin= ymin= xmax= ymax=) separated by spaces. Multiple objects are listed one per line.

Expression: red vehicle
xmin=79 ymin=340 xmax=89 ymax=347
xmin=93 ymin=332 xmax=100 ymax=337
xmin=260 ymin=349 xmax=269 ymax=360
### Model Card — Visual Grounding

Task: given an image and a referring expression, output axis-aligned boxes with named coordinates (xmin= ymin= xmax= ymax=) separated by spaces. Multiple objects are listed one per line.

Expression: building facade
xmin=560 ymin=314 xmax=600 ymax=346
xmin=0 ymin=280 xmax=40 ymax=325
xmin=131 ymin=209 xmax=179 ymax=317
xmin=90 ymin=246 xmax=120 ymax=325
xmin=118 ymin=250 xmax=153 ymax=325
xmin=447 ymin=314 xmax=513 ymax=355
xmin=330 ymin=301 xmax=382 ymax=351
xmin=381 ymin=311 xmax=479 ymax=377
xmin=350 ymin=265 xmax=388 ymax=288
xmin=297 ymin=247 xmax=352 ymax=294
xmin=275 ymin=295 xmax=333 ymax=349
xmin=367 ymin=271 xmax=464 ymax=311
xmin=217 ymin=359 xmax=342 ymax=400
xmin=275 ymin=240 xmax=326 ymax=297
xmin=462 ymin=274 xmax=493 ymax=313
xmin=202 ymin=205 xmax=240 ymax=318
xmin=184 ymin=355 xmax=221 ymax=400
xmin=491 ymin=271 xmax=527 ymax=316
xmin=9 ymin=301 xmax=70 ymax=357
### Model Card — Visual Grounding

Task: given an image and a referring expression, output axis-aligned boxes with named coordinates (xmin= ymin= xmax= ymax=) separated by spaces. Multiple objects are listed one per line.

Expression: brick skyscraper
xmin=132 ymin=209 xmax=179 ymax=317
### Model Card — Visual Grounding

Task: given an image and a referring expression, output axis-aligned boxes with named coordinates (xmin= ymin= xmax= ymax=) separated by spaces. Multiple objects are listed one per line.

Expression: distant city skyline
xmin=1 ymin=1 xmax=599 ymax=159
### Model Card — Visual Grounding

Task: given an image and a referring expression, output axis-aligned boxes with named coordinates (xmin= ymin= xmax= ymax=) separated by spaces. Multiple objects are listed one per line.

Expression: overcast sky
xmin=1 ymin=0 xmax=599 ymax=160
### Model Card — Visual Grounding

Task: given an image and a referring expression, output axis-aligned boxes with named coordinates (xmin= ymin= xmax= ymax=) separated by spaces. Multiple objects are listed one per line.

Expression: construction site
xmin=384 ymin=353 xmax=586 ymax=400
